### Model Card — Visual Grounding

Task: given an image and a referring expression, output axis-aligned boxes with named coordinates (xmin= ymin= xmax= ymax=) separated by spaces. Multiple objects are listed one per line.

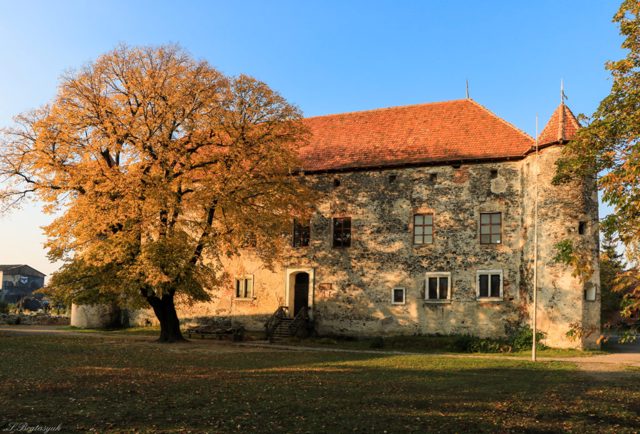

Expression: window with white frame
xmin=425 ymin=272 xmax=451 ymax=301
xmin=235 ymin=276 xmax=254 ymax=299
xmin=477 ymin=270 xmax=503 ymax=299
xmin=391 ymin=288 xmax=406 ymax=305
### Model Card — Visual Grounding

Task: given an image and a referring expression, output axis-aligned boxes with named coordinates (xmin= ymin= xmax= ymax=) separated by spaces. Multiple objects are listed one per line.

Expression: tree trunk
xmin=147 ymin=293 xmax=186 ymax=343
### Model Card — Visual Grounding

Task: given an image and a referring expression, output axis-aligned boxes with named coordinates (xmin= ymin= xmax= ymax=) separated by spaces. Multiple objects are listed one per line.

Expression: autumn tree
xmin=600 ymin=233 xmax=626 ymax=326
xmin=0 ymin=45 xmax=311 ymax=342
xmin=555 ymin=0 xmax=640 ymax=319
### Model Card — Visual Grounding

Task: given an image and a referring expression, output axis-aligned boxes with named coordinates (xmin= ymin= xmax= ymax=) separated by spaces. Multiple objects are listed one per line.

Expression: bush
xmin=451 ymin=334 xmax=512 ymax=353
xmin=510 ymin=325 xmax=547 ymax=351
xmin=369 ymin=336 xmax=385 ymax=349
xmin=451 ymin=325 xmax=546 ymax=353
xmin=451 ymin=334 xmax=476 ymax=352
xmin=0 ymin=301 xmax=8 ymax=314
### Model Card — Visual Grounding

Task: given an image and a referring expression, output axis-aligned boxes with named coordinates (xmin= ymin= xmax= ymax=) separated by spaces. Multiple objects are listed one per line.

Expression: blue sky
xmin=0 ymin=0 xmax=625 ymax=276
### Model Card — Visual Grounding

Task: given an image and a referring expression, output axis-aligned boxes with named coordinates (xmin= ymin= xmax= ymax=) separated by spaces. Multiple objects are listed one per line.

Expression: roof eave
xmin=296 ymin=154 xmax=527 ymax=175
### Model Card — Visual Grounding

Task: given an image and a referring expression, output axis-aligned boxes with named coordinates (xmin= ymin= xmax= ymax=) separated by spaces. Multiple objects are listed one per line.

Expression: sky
xmin=0 ymin=0 xmax=626 ymax=277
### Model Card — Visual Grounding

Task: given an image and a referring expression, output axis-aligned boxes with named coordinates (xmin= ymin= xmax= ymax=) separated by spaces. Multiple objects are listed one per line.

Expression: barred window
xmin=413 ymin=213 xmax=434 ymax=245
xmin=332 ymin=217 xmax=351 ymax=248
xmin=292 ymin=219 xmax=310 ymax=248
xmin=480 ymin=212 xmax=502 ymax=244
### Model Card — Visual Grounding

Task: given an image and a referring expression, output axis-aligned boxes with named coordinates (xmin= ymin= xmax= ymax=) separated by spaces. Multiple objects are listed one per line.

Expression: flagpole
xmin=532 ymin=114 xmax=539 ymax=362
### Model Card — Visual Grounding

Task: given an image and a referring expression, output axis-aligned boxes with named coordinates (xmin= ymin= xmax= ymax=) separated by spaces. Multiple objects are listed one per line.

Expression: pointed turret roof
xmin=537 ymin=103 xmax=580 ymax=146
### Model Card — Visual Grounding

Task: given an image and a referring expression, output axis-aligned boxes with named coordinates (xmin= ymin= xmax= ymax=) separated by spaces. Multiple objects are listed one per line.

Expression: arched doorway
xmin=293 ymin=272 xmax=309 ymax=316
xmin=285 ymin=267 xmax=314 ymax=318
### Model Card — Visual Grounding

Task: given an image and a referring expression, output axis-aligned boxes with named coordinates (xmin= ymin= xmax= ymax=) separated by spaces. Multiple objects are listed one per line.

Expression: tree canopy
xmin=0 ymin=45 xmax=312 ymax=341
xmin=555 ymin=0 xmax=640 ymax=321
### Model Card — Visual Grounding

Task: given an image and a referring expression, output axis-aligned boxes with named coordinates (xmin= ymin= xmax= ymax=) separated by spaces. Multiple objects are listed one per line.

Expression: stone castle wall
xmin=521 ymin=146 xmax=600 ymax=348
xmin=75 ymin=144 xmax=598 ymax=348
xmin=165 ymin=144 xmax=600 ymax=348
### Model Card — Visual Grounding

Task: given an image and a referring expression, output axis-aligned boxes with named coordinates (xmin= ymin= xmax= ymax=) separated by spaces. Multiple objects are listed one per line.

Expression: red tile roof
xmin=537 ymin=103 xmax=580 ymax=146
xmin=299 ymin=99 xmax=535 ymax=172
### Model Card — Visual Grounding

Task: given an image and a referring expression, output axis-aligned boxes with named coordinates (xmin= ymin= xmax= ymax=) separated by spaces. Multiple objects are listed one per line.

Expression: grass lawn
xmin=1 ymin=333 xmax=639 ymax=433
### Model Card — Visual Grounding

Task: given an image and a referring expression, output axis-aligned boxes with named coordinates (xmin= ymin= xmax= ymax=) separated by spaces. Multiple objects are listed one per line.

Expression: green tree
xmin=0 ymin=45 xmax=311 ymax=342
xmin=555 ymin=0 xmax=640 ymax=319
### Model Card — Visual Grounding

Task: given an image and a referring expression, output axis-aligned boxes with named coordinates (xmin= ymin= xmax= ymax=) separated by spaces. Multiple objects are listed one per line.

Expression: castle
xmin=180 ymin=98 xmax=600 ymax=348
xmin=74 ymin=98 xmax=601 ymax=348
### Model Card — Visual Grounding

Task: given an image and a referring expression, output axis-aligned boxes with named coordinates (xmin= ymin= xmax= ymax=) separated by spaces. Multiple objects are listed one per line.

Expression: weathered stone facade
xmin=74 ymin=99 xmax=600 ymax=349
xmin=170 ymin=144 xmax=599 ymax=348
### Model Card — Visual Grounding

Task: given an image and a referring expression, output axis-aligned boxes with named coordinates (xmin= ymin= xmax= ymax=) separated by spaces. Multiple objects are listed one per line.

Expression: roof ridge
xmin=559 ymin=103 xmax=565 ymax=141
xmin=563 ymin=104 xmax=581 ymax=129
xmin=303 ymin=99 xmax=470 ymax=120
xmin=465 ymin=99 xmax=535 ymax=143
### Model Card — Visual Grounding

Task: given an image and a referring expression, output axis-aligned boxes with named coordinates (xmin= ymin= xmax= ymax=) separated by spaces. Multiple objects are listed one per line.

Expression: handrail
xmin=265 ymin=305 xmax=288 ymax=340
xmin=289 ymin=306 xmax=310 ymax=337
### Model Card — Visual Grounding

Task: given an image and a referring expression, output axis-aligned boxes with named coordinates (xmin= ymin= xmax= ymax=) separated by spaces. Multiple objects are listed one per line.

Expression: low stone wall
xmin=0 ymin=313 xmax=70 ymax=326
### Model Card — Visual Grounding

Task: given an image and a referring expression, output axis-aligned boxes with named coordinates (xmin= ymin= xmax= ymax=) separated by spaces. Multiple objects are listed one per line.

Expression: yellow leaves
xmin=2 ymin=46 xmax=306 ymax=219
xmin=553 ymin=240 xmax=595 ymax=284
xmin=0 ymin=44 xmax=313 ymax=307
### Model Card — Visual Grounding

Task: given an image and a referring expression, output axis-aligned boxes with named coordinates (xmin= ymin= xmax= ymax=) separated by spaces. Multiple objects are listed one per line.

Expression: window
xmin=388 ymin=174 xmax=397 ymax=183
xmin=413 ymin=213 xmax=434 ymax=245
xmin=333 ymin=178 xmax=341 ymax=188
xmin=477 ymin=270 xmax=503 ymax=299
xmin=490 ymin=169 xmax=498 ymax=179
xmin=392 ymin=288 xmax=406 ymax=305
xmin=428 ymin=173 xmax=437 ymax=185
xmin=578 ymin=221 xmax=586 ymax=235
xmin=332 ymin=217 xmax=351 ymax=248
xmin=425 ymin=272 xmax=451 ymax=301
xmin=292 ymin=219 xmax=310 ymax=248
xmin=480 ymin=212 xmax=502 ymax=244
xmin=585 ymin=287 xmax=596 ymax=301
xmin=235 ymin=276 xmax=254 ymax=299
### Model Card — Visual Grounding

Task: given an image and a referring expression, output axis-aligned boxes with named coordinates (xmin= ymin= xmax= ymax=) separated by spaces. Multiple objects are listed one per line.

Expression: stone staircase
xmin=270 ymin=317 xmax=294 ymax=341
xmin=265 ymin=306 xmax=310 ymax=342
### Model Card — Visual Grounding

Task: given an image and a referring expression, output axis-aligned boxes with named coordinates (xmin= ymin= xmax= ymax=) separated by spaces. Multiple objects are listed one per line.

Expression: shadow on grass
xmin=0 ymin=333 xmax=639 ymax=433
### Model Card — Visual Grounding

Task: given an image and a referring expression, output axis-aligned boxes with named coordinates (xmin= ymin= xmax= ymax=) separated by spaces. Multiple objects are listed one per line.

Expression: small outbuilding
xmin=0 ymin=264 xmax=46 ymax=304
